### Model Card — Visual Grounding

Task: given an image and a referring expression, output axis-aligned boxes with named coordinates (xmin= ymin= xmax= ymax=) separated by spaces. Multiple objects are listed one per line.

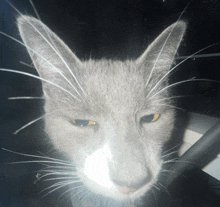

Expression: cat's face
xmin=17 ymin=15 xmax=185 ymax=204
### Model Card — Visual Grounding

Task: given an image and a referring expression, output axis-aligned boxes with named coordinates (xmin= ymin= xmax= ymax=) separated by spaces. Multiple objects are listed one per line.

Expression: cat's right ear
xmin=136 ymin=21 xmax=186 ymax=79
xmin=17 ymin=15 xmax=83 ymax=99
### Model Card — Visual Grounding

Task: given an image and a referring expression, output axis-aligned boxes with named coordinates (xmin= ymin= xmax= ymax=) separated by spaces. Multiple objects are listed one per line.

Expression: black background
xmin=0 ymin=0 xmax=220 ymax=206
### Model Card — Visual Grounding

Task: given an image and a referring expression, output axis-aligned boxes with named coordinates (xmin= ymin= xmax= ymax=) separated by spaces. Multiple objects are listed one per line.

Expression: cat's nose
xmin=113 ymin=172 xmax=152 ymax=195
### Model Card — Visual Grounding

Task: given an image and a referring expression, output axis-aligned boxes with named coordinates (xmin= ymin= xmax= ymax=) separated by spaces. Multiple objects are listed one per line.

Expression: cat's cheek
xmin=44 ymin=119 xmax=95 ymax=157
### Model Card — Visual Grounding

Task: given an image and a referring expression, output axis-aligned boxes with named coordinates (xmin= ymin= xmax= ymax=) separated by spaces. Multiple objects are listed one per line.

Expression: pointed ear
xmin=136 ymin=21 xmax=186 ymax=78
xmin=17 ymin=15 xmax=83 ymax=99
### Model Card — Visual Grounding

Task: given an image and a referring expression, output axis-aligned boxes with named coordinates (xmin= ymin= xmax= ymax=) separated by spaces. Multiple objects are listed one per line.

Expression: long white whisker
xmin=13 ymin=110 xmax=58 ymax=134
xmin=38 ymin=172 xmax=78 ymax=182
xmin=162 ymin=157 xmax=178 ymax=164
xmin=6 ymin=1 xmax=86 ymax=97
xmin=2 ymin=148 xmax=72 ymax=164
xmin=39 ymin=170 xmax=75 ymax=175
xmin=30 ymin=4 xmax=86 ymax=100
xmin=163 ymin=159 xmax=196 ymax=165
xmin=1 ymin=32 xmax=82 ymax=101
xmin=153 ymin=184 xmax=160 ymax=191
xmin=36 ymin=173 xmax=71 ymax=182
xmin=147 ymin=43 xmax=218 ymax=97
xmin=41 ymin=181 xmax=82 ymax=198
xmin=39 ymin=170 xmax=76 ymax=176
xmin=152 ymin=95 xmax=186 ymax=102
xmin=42 ymin=182 xmax=82 ymax=198
xmin=29 ymin=0 xmax=86 ymax=98
xmin=176 ymin=52 xmax=220 ymax=59
xmin=0 ymin=67 xmax=79 ymax=100
xmin=8 ymin=96 xmax=44 ymax=100
xmin=44 ymin=176 xmax=79 ymax=182
xmin=145 ymin=3 xmax=189 ymax=88
xmin=153 ymin=103 xmax=185 ymax=111
xmin=0 ymin=32 xmax=81 ymax=99
xmin=149 ymin=78 xmax=219 ymax=99
xmin=42 ymin=166 xmax=76 ymax=170
xmin=6 ymin=160 xmax=73 ymax=166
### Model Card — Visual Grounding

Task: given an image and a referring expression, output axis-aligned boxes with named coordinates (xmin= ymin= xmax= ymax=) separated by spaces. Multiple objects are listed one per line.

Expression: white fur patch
xmin=84 ymin=144 xmax=113 ymax=189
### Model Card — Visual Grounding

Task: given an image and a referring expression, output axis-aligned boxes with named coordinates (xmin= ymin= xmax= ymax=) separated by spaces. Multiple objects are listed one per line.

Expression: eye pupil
xmin=73 ymin=119 xmax=96 ymax=126
xmin=140 ymin=114 xmax=160 ymax=124
xmin=73 ymin=120 xmax=89 ymax=126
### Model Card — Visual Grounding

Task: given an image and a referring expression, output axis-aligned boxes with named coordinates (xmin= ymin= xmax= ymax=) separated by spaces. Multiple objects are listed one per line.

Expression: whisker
xmin=0 ymin=31 xmax=81 ymax=98
xmin=72 ymin=186 xmax=88 ymax=204
xmin=80 ymin=191 xmax=92 ymax=206
xmin=8 ymin=96 xmax=44 ymax=100
xmin=153 ymin=103 xmax=185 ymax=111
xmin=44 ymin=176 xmax=79 ymax=182
xmin=39 ymin=171 xmax=75 ymax=176
xmin=162 ymin=143 xmax=182 ymax=155
xmin=162 ymin=150 xmax=179 ymax=159
xmin=144 ymin=3 xmax=189 ymax=88
xmin=0 ymin=31 xmax=81 ymax=101
xmin=13 ymin=111 xmax=58 ymax=134
xmin=20 ymin=61 xmax=35 ymax=68
xmin=149 ymin=78 xmax=220 ymax=100
xmin=6 ymin=1 xmax=86 ymax=97
xmin=176 ymin=52 xmax=220 ymax=59
xmin=153 ymin=184 xmax=160 ymax=191
xmin=42 ymin=165 xmax=76 ymax=170
xmin=39 ymin=170 xmax=76 ymax=176
xmin=0 ymin=67 xmax=79 ymax=101
xmin=77 ymin=189 xmax=91 ymax=207
xmin=2 ymin=148 xmax=72 ymax=164
xmin=153 ymin=94 xmax=194 ymax=102
xmin=35 ymin=172 xmax=77 ymax=182
xmin=6 ymin=160 xmax=73 ymax=166
xmin=41 ymin=180 xmax=81 ymax=191
xmin=163 ymin=158 xmax=197 ymax=165
xmin=157 ymin=182 xmax=170 ymax=196
xmin=58 ymin=185 xmax=85 ymax=202
xmin=160 ymin=169 xmax=188 ymax=179
xmin=150 ymin=188 xmax=157 ymax=206
xmin=29 ymin=0 xmax=41 ymax=20
xmin=41 ymin=181 xmax=82 ymax=198
xmin=147 ymin=43 xmax=218 ymax=97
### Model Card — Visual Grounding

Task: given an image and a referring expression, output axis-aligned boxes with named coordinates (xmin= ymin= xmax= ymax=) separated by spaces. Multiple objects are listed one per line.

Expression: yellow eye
xmin=72 ymin=119 xmax=96 ymax=126
xmin=151 ymin=114 xmax=160 ymax=122
xmin=140 ymin=114 xmax=160 ymax=124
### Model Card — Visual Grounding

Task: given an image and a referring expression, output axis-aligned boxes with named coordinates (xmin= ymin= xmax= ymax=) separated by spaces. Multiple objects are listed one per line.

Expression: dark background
xmin=0 ymin=0 xmax=220 ymax=206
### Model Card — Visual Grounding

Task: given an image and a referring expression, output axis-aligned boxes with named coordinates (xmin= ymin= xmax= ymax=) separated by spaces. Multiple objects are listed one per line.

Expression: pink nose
xmin=116 ymin=185 xmax=137 ymax=195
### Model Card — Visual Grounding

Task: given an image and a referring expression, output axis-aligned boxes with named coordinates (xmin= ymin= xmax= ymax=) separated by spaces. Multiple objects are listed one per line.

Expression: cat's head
xmin=17 ymin=15 xmax=186 ymax=204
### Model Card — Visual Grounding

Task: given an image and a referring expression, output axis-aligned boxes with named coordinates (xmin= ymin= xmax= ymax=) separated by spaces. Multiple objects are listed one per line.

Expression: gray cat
xmin=15 ymin=15 xmax=185 ymax=206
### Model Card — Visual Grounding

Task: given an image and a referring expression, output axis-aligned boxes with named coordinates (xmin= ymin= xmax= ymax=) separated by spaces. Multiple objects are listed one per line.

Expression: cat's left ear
xmin=136 ymin=21 xmax=186 ymax=76
xmin=17 ymin=15 xmax=84 ymax=99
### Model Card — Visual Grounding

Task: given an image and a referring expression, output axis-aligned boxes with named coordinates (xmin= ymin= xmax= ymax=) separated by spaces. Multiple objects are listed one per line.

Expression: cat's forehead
xmin=81 ymin=59 xmax=146 ymax=110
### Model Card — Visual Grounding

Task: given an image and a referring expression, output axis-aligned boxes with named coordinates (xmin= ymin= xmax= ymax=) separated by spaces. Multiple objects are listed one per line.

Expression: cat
xmin=12 ymin=13 xmax=186 ymax=207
